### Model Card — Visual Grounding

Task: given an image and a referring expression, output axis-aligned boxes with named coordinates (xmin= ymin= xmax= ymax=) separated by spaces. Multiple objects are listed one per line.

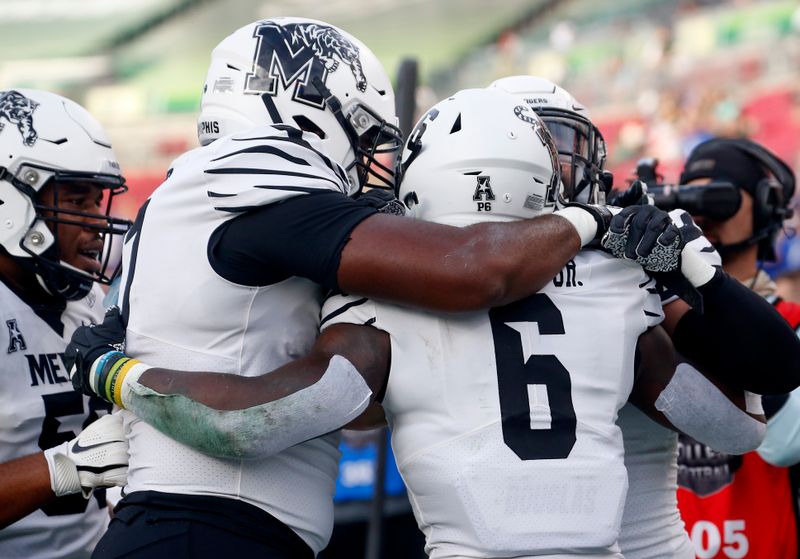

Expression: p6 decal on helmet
xmin=198 ymin=17 xmax=403 ymax=194
xmin=398 ymin=88 xmax=561 ymax=227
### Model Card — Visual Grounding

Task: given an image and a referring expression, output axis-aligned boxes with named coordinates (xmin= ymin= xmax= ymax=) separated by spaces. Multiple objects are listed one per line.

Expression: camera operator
xmin=670 ymin=137 xmax=800 ymax=559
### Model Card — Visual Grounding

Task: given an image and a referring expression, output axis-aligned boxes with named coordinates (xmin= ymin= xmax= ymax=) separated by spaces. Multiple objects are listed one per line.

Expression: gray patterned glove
xmin=601 ymin=205 xmax=684 ymax=273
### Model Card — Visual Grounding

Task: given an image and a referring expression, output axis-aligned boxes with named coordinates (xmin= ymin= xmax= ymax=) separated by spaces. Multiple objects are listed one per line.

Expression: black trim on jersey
xmin=208 ymin=191 xmax=377 ymax=289
xmin=271 ymin=124 xmax=303 ymax=140
xmin=121 ymin=199 xmax=151 ymax=326
xmin=231 ymin=132 xmax=349 ymax=186
xmin=204 ymin=167 xmax=344 ymax=190
xmin=211 ymin=145 xmax=311 ymax=167
xmin=252 ymin=185 xmax=327 ymax=193
xmin=207 ymin=191 xmax=236 ymax=198
xmin=319 ymin=298 xmax=369 ymax=328
xmin=644 ymin=310 xmax=661 ymax=318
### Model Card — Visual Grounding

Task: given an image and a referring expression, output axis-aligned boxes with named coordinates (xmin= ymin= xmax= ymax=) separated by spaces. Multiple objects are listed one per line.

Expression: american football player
xmin=69 ymin=87 xmax=773 ymax=558
xmin=494 ymin=76 xmax=800 ymax=558
xmin=62 ymin=16 xmax=699 ymax=559
xmin=66 ymin=10 xmax=728 ymax=555
xmin=0 ymin=89 xmax=130 ymax=558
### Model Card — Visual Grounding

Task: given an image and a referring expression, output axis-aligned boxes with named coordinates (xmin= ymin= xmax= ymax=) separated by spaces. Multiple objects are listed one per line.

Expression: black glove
xmin=651 ymin=209 xmax=721 ymax=312
xmin=600 ymin=205 xmax=684 ymax=273
xmin=607 ymin=180 xmax=651 ymax=207
xmin=355 ymin=188 xmax=406 ymax=216
xmin=66 ymin=306 xmax=127 ymax=396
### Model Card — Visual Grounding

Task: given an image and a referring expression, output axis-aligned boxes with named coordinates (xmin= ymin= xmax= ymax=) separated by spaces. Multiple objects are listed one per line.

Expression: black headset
xmin=696 ymin=138 xmax=795 ymax=260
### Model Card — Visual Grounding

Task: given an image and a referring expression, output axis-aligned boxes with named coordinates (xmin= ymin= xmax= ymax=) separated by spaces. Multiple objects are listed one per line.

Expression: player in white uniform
xmin=489 ymin=76 xmax=698 ymax=559
xmin=316 ymin=88 xmax=753 ymax=558
xmin=491 ymin=76 xmax=800 ymax=559
xmin=68 ymin=87 xmax=764 ymax=557
xmin=0 ymin=90 xmax=130 ymax=558
xmin=64 ymin=16 xmax=707 ymax=559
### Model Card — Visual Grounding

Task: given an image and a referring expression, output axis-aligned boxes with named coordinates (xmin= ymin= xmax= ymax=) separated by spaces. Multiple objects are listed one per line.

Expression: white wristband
xmin=681 ymin=247 xmax=717 ymax=287
xmin=119 ymin=362 xmax=152 ymax=409
xmin=554 ymin=207 xmax=597 ymax=247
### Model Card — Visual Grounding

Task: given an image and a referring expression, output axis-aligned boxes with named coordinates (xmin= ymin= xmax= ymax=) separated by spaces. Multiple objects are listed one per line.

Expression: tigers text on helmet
xmin=0 ymin=89 xmax=130 ymax=300
xmin=398 ymin=87 xmax=562 ymax=227
xmin=490 ymin=75 xmax=608 ymax=205
xmin=198 ymin=17 xmax=403 ymax=194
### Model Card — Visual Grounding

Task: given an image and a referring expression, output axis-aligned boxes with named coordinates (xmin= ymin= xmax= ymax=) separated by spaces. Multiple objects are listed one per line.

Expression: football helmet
xmin=490 ymin=76 xmax=608 ymax=205
xmin=198 ymin=17 xmax=403 ymax=194
xmin=398 ymin=87 xmax=561 ymax=226
xmin=0 ymin=89 xmax=130 ymax=300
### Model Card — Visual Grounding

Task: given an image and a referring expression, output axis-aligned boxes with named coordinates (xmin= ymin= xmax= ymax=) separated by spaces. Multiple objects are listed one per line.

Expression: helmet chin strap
xmin=17 ymin=246 xmax=93 ymax=301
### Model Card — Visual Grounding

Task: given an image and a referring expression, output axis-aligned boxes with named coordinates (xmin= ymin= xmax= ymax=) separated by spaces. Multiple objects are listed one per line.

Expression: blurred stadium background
xmin=2 ymin=0 xmax=797 ymax=214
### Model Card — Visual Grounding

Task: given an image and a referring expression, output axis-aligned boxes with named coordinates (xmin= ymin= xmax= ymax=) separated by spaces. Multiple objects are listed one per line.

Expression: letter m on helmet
xmin=244 ymin=21 xmax=363 ymax=110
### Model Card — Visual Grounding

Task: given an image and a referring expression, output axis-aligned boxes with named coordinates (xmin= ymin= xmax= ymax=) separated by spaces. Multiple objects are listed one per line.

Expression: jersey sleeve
xmin=203 ymin=125 xmax=351 ymax=212
xmin=208 ymin=191 xmax=377 ymax=289
xmin=200 ymin=125 xmax=379 ymax=290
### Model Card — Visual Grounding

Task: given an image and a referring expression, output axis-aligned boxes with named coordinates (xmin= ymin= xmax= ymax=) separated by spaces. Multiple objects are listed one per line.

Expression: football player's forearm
xmin=339 ymin=213 xmax=582 ymax=312
xmin=651 ymin=363 xmax=766 ymax=454
xmin=117 ymin=356 xmax=372 ymax=459
xmin=632 ymin=327 xmax=765 ymax=454
xmin=673 ymin=272 xmax=800 ymax=395
xmin=0 ymin=453 xmax=55 ymax=529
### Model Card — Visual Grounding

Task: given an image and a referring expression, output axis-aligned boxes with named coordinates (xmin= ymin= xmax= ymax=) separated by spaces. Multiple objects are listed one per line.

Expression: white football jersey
xmin=617 ymin=404 xmax=694 ymax=559
xmin=117 ymin=124 xmax=350 ymax=553
xmin=616 ymin=212 xmax=719 ymax=559
xmin=0 ymin=282 xmax=109 ymax=559
xmin=321 ymin=250 xmax=664 ymax=559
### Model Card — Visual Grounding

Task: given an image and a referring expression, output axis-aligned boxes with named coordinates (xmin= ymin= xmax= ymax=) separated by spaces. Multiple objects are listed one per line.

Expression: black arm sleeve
xmin=208 ymin=191 xmax=377 ymax=290
xmin=672 ymin=270 xmax=800 ymax=395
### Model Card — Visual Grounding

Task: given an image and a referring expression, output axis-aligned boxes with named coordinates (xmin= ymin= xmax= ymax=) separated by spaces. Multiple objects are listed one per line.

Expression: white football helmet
xmin=0 ymin=89 xmax=130 ymax=300
xmin=490 ymin=76 xmax=608 ymax=204
xmin=198 ymin=17 xmax=402 ymax=194
xmin=398 ymin=88 xmax=561 ymax=226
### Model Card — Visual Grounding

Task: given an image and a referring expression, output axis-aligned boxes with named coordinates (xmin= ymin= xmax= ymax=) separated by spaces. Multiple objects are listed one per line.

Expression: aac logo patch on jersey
xmin=245 ymin=21 xmax=366 ymax=109
xmin=7 ymin=318 xmax=26 ymax=353
xmin=473 ymin=175 xmax=496 ymax=212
